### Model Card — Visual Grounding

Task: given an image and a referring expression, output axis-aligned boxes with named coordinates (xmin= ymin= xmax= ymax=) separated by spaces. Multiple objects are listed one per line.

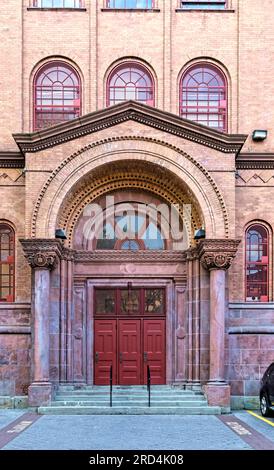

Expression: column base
xmin=203 ymin=383 xmax=231 ymax=408
xmin=28 ymin=382 xmax=53 ymax=407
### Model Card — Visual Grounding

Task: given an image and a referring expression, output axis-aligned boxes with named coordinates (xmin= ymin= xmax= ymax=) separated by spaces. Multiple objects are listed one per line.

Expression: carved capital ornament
xmin=27 ymin=252 xmax=58 ymax=270
xmin=20 ymin=239 xmax=63 ymax=271
xmin=198 ymin=239 xmax=241 ymax=271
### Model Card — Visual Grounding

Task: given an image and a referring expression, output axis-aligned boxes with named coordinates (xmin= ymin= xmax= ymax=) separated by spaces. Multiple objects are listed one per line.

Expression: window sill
xmin=101 ymin=8 xmax=160 ymax=12
xmin=27 ymin=7 xmax=87 ymax=12
xmin=175 ymin=8 xmax=235 ymax=13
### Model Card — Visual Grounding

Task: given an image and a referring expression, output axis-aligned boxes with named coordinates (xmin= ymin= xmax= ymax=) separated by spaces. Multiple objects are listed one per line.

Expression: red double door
xmin=94 ymin=319 xmax=166 ymax=385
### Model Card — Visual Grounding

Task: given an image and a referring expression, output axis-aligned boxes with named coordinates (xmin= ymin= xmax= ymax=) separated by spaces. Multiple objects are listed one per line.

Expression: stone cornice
xmin=19 ymin=240 xmax=188 ymax=266
xmin=0 ymin=151 xmax=25 ymax=168
xmin=236 ymin=153 xmax=274 ymax=169
xmin=73 ymin=249 xmax=188 ymax=264
xmin=13 ymin=101 xmax=247 ymax=154
xmin=20 ymin=239 xmax=63 ymax=270
xmin=197 ymin=239 xmax=241 ymax=271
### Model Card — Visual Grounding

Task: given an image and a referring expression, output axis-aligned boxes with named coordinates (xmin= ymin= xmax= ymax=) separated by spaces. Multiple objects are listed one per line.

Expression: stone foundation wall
xmin=0 ymin=304 xmax=31 ymax=398
xmin=226 ymin=303 xmax=274 ymax=399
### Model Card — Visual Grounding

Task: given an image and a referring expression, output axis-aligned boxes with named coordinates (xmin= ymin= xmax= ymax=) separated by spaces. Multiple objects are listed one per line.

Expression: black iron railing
xmin=147 ymin=364 xmax=151 ymax=407
xmin=110 ymin=364 xmax=113 ymax=407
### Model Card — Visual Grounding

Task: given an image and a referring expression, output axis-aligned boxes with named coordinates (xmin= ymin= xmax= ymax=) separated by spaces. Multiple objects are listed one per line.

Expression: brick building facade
xmin=0 ymin=0 xmax=273 ymax=410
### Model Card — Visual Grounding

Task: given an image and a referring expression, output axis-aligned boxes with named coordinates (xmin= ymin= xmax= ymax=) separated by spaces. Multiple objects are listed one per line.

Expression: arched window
xmin=180 ymin=64 xmax=227 ymax=131
xmin=246 ymin=224 xmax=269 ymax=302
xmin=107 ymin=63 xmax=154 ymax=107
xmin=96 ymin=210 xmax=164 ymax=250
xmin=0 ymin=224 xmax=15 ymax=302
xmin=34 ymin=61 xmax=81 ymax=130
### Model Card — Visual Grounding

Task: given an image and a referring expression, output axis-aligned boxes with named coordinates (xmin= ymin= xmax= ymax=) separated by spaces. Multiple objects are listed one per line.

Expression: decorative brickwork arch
xmin=31 ymin=137 xmax=230 ymax=240
xmin=57 ymin=161 xmax=202 ymax=248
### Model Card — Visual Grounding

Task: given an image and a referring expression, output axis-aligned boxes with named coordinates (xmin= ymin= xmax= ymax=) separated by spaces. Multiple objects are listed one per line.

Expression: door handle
xmin=119 ymin=352 xmax=123 ymax=364
xmin=95 ymin=352 xmax=99 ymax=363
xmin=144 ymin=352 xmax=148 ymax=363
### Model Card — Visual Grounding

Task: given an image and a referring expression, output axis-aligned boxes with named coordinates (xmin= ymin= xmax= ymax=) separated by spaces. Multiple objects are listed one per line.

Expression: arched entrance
xmin=20 ymin=136 xmax=240 ymax=407
xmin=67 ymin=160 xmax=203 ymax=386
xmin=69 ymin=174 xmax=199 ymax=386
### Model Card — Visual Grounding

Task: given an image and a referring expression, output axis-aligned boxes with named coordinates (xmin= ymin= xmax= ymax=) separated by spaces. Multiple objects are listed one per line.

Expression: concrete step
xmin=38 ymin=405 xmax=221 ymax=415
xmin=57 ymin=385 xmax=194 ymax=391
xmin=51 ymin=400 xmax=207 ymax=407
xmin=55 ymin=392 xmax=203 ymax=399
xmin=55 ymin=396 xmax=205 ymax=402
xmin=56 ymin=389 xmax=203 ymax=395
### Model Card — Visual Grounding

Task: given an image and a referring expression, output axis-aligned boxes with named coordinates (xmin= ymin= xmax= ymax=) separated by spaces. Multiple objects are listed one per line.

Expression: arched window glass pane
xmin=0 ymin=224 xmax=15 ymax=302
xmin=246 ymin=224 xmax=269 ymax=302
xmin=95 ymin=205 xmax=164 ymax=250
xmin=34 ymin=62 xmax=81 ymax=130
xmin=108 ymin=63 xmax=154 ymax=106
xmin=121 ymin=240 xmax=140 ymax=250
xmin=180 ymin=64 xmax=227 ymax=132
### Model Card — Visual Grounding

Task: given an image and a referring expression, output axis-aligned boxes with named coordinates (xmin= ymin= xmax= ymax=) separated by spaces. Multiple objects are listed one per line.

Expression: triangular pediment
xmin=13 ymin=101 xmax=247 ymax=154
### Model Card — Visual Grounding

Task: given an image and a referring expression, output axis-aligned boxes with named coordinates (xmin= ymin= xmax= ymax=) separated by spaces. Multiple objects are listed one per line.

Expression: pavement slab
xmin=2 ymin=414 xmax=251 ymax=450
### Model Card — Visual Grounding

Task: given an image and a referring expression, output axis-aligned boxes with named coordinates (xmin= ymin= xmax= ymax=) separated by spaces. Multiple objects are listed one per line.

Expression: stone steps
xmin=38 ymin=385 xmax=221 ymax=415
xmin=51 ymin=400 xmax=207 ymax=407
xmin=55 ymin=392 xmax=203 ymax=399
xmin=38 ymin=406 xmax=221 ymax=415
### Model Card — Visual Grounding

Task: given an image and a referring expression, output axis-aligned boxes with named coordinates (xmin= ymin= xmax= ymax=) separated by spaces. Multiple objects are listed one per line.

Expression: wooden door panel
xmin=118 ymin=319 xmax=141 ymax=385
xmin=144 ymin=319 xmax=166 ymax=385
xmin=94 ymin=319 xmax=116 ymax=385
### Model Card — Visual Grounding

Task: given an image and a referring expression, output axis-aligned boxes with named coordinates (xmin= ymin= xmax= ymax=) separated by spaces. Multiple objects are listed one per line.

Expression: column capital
xmin=185 ymin=247 xmax=199 ymax=261
xmin=20 ymin=239 xmax=63 ymax=270
xmin=197 ymin=239 xmax=241 ymax=271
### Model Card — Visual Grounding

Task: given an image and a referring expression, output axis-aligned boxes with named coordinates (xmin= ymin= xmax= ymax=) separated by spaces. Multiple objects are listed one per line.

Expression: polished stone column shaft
xmin=209 ymin=268 xmax=226 ymax=383
xmin=33 ymin=268 xmax=50 ymax=383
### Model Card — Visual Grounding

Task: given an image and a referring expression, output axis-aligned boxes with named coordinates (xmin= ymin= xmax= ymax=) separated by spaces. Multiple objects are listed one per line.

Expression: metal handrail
xmin=147 ymin=365 xmax=151 ymax=407
xmin=110 ymin=364 xmax=113 ymax=407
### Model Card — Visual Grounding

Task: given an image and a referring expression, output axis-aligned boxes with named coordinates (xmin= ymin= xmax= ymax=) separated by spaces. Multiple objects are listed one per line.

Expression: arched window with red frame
xmin=107 ymin=63 xmax=154 ymax=107
xmin=0 ymin=224 xmax=15 ymax=302
xmin=34 ymin=61 xmax=81 ymax=130
xmin=246 ymin=224 xmax=269 ymax=302
xmin=180 ymin=63 xmax=227 ymax=132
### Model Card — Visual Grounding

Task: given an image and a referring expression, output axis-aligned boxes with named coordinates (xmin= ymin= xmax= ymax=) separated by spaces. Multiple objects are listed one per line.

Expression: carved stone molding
xmin=28 ymin=253 xmax=58 ymax=270
xmin=0 ymin=151 xmax=25 ymax=168
xmin=19 ymin=240 xmax=189 ymax=268
xmin=73 ymin=249 xmax=188 ymax=265
xmin=20 ymin=239 xmax=63 ymax=270
xmin=185 ymin=247 xmax=199 ymax=261
xmin=62 ymin=247 xmax=75 ymax=262
xmin=197 ymin=239 xmax=241 ymax=271
xmin=236 ymin=153 xmax=274 ymax=170
xmin=13 ymin=101 xmax=247 ymax=154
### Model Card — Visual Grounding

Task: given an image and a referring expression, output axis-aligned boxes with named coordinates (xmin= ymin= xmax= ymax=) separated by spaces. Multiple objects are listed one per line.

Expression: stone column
xmin=174 ymin=277 xmax=187 ymax=383
xmin=20 ymin=240 xmax=62 ymax=406
xmin=198 ymin=239 xmax=240 ymax=409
